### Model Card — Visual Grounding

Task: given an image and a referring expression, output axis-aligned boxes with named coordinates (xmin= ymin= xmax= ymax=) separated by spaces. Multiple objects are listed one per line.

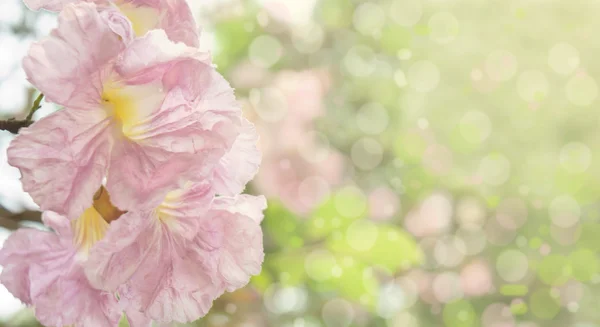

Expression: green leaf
xmin=263 ymin=200 xmax=304 ymax=248
xmin=266 ymin=252 xmax=308 ymax=286
xmin=443 ymin=300 xmax=478 ymax=327
xmin=327 ymin=222 xmax=422 ymax=273
xmin=213 ymin=15 xmax=259 ymax=72
xmin=569 ymin=248 xmax=600 ymax=282
xmin=306 ymin=187 xmax=368 ymax=240
xmin=309 ymin=255 xmax=379 ymax=310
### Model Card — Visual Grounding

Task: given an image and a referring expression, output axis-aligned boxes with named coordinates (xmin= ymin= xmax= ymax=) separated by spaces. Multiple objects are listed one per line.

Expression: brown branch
xmin=0 ymin=119 xmax=33 ymax=134
xmin=0 ymin=206 xmax=42 ymax=230
xmin=0 ymin=93 xmax=43 ymax=134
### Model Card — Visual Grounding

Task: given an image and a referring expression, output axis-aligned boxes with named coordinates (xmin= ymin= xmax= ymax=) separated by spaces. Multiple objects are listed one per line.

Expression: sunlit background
xmin=2 ymin=0 xmax=600 ymax=326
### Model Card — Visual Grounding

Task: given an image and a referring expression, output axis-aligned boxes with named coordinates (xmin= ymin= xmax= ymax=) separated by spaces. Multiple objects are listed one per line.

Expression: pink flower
xmin=84 ymin=182 xmax=266 ymax=323
xmin=249 ymin=70 xmax=343 ymax=214
xmin=190 ymin=195 xmax=266 ymax=292
xmin=0 ymin=211 xmax=151 ymax=327
xmin=212 ymin=118 xmax=261 ymax=196
xmin=23 ymin=0 xmax=199 ymax=46
xmin=8 ymin=3 xmax=240 ymax=220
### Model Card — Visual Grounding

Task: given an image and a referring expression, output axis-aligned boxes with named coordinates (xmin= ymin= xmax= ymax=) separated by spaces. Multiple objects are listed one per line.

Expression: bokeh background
xmin=1 ymin=0 xmax=600 ymax=326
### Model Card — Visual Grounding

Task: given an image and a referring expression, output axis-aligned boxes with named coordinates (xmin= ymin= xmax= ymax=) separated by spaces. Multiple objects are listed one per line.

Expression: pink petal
xmin=157 ymin=182 xmax=215 ymax=240
xmin=42 ymin=211 xmax=73 ymax=238
xmin=23 ymin=0 xmax=198 ymax=46
xmin=23 ymin=0 xmax=111 ymax=11
xmin=114 ymin=29 xmax=209 ymax=82
xmin=105 ymin=139 xmax=219 ymax=211
xmin=84 ymin=211 xmax=155 ymax=292
xmin=121 ymin=297 xmax=153 ymax=327
xmin=7 ymin=109 xmax=112 ymax=220
xmin=23 ymin=3 xmax=126 ymax=108
xmin=213 ymin=118 xmax=261 ymax=196
xmin=0 ymin=226 xmax=121 ymax=327
xmin=121 ymin=247 xmax=219 ymax=323
xmin=192 ymin=195 xmax=266 ymax=292
xmin=214 ymin=195 xmax=267 ymax=224
xmin=121 ymin=0 xmax=200 ymax=46
xmin=105 ymin=31 xmax=241 ymax=210
xmin=0 ymin=229 xmax=63 ymax=304
xmin=101 ymin=6 xmax=135 ymax=44
xmin=86 ymin=183 xmax=215 ymax=290
xmin=34 ymin=268 xmax=121 ymax=327
xmin=86 ymin=210 xmax=220 ymax=323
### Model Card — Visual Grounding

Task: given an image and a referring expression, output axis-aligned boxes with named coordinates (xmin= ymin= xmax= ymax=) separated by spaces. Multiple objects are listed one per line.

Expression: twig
xmin=0 ymin=206 xmax=43 ymax=231
xmin=0 ymin=93 xmax=43 ymax=134
xmin=0 ymin=119 xmax=34 ymax=134
xmin=25 ymin=93 xmax=44 ymax=121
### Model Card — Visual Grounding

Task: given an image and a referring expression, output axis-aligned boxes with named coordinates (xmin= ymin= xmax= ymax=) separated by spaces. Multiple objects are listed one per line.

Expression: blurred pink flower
xmin=460 ymin=260 xmax=493 ymax=297
xmin=404 ymin=192 xmax=453 ymax=237
xmin=368 ymin=186 xmax=400 ymax=221
xmin=250 ymin=70 xmax=344 ymax=214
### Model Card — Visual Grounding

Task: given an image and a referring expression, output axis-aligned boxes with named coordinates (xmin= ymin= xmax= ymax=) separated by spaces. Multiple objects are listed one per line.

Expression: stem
xmin=0 ymin=206 xmax=43 ymax=230
xmin=0 ymin=93 xmax=43 ymax=134
xmin=0 ymin=120 xmax=33 ymax=134
xmin=25 ymin=93 xmax=44 ymax=122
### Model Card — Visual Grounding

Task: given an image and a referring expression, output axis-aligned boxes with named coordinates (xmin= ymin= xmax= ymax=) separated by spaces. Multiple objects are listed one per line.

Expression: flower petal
xmin=34 ymin=268 xmax=121 ymax=327
xmin=23 ymin=2 xmax=126 ymax=108
xmin=105 ymin=31 xmax=241 ymax=210
xmin=192 ymin=195 xmax=266 ymax=291
xmin=101 ymin=6 xmax=135 ymax=44
xmin=7 ymin=109 xmax=112 ymax=220
xmin=114 ymin=29 xmax=209 ymax=82
xmin=0 ymin=224 xmax=121 ymax=327
xmin=84 ymin=211 xmax=155 ymax=292
xmin=213 ymin=118 xmax=261 ymax=196
xmin=158 ymin=0 xmax=200 ymax=47
xmin=157 ymin=181 xmax=214 ymax=240
xmin=41 ymin=211 xmax=73 ymax=238
xmin=105 ymin=139 xmax=219 ymax=211
xmin=121 ymin=246 xmax=219 ymax=323
xmin=23 ymin=0 xmax=110 ymax=11
xmin=121 ymin=297 xmax=153 ymax=327
xmin=119 ymin=0 xmax=200 ymax=46
xmin=86 ymin=210 xmax=220 ymax=323
xmin=0 ymin=228 xmax=63 ymax=304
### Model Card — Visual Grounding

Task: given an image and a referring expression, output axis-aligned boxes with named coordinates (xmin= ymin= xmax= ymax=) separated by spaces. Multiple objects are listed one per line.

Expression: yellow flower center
xmin=115 ymin=1 xmax=161 ymax=37
xmin=156 ymin=188 xmax=185 ymax=224
xmin=72 ymin=207 xmax=109 ymax=255
xmin=102 ymin=82 xmax=138 ymax=135
xmin=72 ymin=187 xmax=124 ymax=254
xmin=101 ymin=80 xmax=164 ymax=138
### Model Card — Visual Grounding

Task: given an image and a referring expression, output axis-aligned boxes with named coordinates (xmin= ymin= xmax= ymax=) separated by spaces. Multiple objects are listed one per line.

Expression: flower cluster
xmin=0 ymin=0 xmax=265 ymax=326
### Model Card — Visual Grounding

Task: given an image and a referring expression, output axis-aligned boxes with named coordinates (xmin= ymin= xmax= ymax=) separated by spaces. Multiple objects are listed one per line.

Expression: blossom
xmin=2 ymin=0 xmax=265 ymax=325
xmin=0 ymin=210 xmax=151 ymax=327
xmin=84 ymin=182 xmax=266 ymax=323
xmin=23 ymin=0 xmax=199 ymax=46
xmin=8 ymin=3 xmax=240 ymax=220
xmin=249 ymin=70 xmax=344 ymax=214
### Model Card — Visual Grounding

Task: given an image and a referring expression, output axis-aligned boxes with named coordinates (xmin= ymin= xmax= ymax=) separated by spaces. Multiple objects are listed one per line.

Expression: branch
xmin=0 ymin=93 xmax=43 ymax=134
xmin=0 ymin=206 xmax=42 ymax=230
xmin=0 ymin=119 xmax=33 ymax=133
